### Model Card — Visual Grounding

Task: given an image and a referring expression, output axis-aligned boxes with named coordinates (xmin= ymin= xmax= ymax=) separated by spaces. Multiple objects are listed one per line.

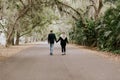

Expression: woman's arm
xmin=56 ymin=37 xmax=61 ymax=43
xmin=66 ymin=38 xmax=69 ymax=43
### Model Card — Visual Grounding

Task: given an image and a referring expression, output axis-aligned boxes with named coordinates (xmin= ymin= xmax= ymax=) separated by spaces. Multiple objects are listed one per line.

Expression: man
xmin=48 ymin=30 xmax=56 ymax=55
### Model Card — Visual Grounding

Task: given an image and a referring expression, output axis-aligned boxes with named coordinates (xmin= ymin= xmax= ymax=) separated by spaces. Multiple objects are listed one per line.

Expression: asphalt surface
xmin=0 ymin=43 xmax=120 ymax=80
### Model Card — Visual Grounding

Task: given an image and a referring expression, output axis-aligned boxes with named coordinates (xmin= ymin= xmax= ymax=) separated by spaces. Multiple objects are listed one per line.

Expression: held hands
xmin=56 ymin=40 xmax=58 ymax=43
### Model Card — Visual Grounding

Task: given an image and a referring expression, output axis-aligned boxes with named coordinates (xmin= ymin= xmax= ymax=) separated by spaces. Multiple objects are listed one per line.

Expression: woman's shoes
xmin=62 ymin=52 xmax=66 ymax=55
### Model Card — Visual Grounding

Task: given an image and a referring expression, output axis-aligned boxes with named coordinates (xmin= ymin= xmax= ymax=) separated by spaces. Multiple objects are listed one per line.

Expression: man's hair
xmin=50 ymin=30 xmax=53 ymax=33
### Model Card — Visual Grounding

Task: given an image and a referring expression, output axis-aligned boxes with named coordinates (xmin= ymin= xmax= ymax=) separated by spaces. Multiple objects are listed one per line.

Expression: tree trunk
xmin=94 ymin=0 xmax=103 ymax=20
xmin=90 ymin=0 xmax=103 ymax=20
xmin=15 ymin=31 xmax=20 ymax=45
xmin=6 ymin=36 xmax=14 ymax=47
xmin=5 ymin=25 xmax=15 ymax=47
xmin=12 ymin=37 xmax=14 ymax=45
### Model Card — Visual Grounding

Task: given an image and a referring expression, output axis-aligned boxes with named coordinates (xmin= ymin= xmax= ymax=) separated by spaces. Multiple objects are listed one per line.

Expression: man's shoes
xmin=50 ymin=53 xmax=53 ymax=55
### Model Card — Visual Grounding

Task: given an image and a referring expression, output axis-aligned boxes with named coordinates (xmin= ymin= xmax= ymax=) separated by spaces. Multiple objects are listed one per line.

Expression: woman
xmin=57 ymin=32 xmax=68 ymax=55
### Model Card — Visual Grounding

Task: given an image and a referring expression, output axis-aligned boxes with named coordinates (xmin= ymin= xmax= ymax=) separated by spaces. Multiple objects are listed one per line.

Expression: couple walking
xmin=48 ymin=30 xmax=68 ymax=55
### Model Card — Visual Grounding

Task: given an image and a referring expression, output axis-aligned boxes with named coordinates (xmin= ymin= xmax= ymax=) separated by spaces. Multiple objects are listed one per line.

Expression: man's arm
xmin=66 ymin=38 xmax=69 ymax=43
xmin=54 ymin=34 xmax=57 ymax=42
xmin=48 ymin=34 xmax=50 ymax=43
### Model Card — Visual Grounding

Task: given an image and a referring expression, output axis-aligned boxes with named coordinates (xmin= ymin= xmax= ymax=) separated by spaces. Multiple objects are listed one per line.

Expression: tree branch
xmin=98 ymin=0 xmax=103 ymax=14
xmin=19 ymin=0 xmax=26 ymax=8
xmin=0 ymin=22 xmax=8 ymax=34
xmin=90 ymin=0 xmax=103 ymax=20
xmin=7 ymin=5 xmax=30 ymax=43
xmin=62 ymin=10 xmax=78 ymax=21
xmin=56 ymin=0 xmax=82 ymax=18
xmin=20 ymin=20 xmax=48 ymax=37
xmin=55 ymin=0 xmax=86 ymax=25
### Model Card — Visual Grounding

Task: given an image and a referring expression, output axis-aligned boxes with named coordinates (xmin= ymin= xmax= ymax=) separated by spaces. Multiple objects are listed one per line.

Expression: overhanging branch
xmin=62 ymin=10 xmax=78 ymax=21
xmin=0 ymin=22 xmax=8 ymax=34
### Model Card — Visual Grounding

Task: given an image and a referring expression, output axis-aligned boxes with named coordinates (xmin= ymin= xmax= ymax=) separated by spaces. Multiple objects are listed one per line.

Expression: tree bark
xmin=93 ymin=0 xmax=103 ymax=20
xmin=5 ymin=5 xmax=30 ymax=47
xmin=15 ymin=31 xmax=20 ymax=45
xmin=90 ymin=0 xmax=103 ymax=20
xmin=94 ymin=0 xmax=103 ymax=20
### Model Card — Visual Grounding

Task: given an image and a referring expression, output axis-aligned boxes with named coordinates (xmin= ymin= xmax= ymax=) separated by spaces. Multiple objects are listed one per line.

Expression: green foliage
xmin=69 ymin=3 xmax=120 ymax=54
xmin=97 ymin=6 xmax=120 ymax=52
xmin=70 ymin=19 xmax=97 ymax=46
xmin=104 ymin=0 xmax=118 ymax=3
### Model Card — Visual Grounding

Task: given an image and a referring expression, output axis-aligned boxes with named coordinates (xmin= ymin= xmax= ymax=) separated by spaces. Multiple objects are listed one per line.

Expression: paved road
xmin=0 ymin=43 xmax=120 ymax=80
